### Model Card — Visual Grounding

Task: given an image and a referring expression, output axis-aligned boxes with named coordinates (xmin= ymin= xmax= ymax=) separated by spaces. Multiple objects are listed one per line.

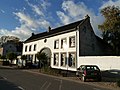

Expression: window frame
xmin=69 ymin=36 xmax=75 ymax=48
xmin=33 ymin=44 xmax=37 ymax=51
xmin=68 ymin=52 xmax=76 ymax=67
xmin=60 ymin=52 xmax=67 ymax=67
xmin=53 ymin=53 xmax=59 ymax=66
xmin=29 ymin=45 xmax=32 ymax=51
xmin=54 ymin=39 xmax=59 ymax=49
xmin=25 ymin=45 xmax=27 ymax=52
xmin=61 ymin=38 xmax=67 ymax=49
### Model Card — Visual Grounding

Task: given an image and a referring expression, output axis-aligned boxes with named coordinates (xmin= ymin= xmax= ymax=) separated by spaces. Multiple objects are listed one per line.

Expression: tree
xmin=6 ymin=52 xmax=17 ymax=64
xmin=98 ymin=6 xmax=120 ymax=55
xmin=21 ymin=55 xmax=27 ymax=66
xmin=0 ymin=55 xmax=6 ymax=61
xmin=36 ymin=52 xmax=48 ymax=68
xmin=21 ymin=55 xmax=27 ymax=60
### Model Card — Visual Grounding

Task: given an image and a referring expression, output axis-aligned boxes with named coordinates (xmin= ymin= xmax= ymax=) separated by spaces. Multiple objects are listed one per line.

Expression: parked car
xmin=76 ymin=65 xmax=102 ymax=82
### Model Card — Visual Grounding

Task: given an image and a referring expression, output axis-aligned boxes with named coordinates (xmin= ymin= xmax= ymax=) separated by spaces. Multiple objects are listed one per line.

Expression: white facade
xmin=23 ymin=30 xmax=77 ymax=71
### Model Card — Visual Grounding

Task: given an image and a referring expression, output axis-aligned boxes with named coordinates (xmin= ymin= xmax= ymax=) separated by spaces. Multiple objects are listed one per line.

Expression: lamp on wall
xmin=44 ymin=39 xmax=47 ymax=43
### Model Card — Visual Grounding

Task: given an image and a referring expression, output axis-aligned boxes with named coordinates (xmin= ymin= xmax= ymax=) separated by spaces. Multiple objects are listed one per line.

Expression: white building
xmin=23 ymin=15 xmax=120 ymax=71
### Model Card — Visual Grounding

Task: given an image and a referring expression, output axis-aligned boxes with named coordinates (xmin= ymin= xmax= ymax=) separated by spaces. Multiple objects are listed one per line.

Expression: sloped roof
xmin=24 ymin=19 xmax=85 ymax=43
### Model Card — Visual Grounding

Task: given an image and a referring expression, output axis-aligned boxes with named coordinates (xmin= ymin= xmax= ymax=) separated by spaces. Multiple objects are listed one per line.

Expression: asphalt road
xmin=0 ymin=76 xmax=21 ymax=90
xmin=0 ymin=68 xmax=111 ymax=90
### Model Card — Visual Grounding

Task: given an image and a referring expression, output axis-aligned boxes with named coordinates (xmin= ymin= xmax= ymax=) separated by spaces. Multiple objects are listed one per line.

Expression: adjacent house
xmin=0 ymin=41 xmax=23 ymax=64
xmin=22 ymin=15 xmax=113 ymax=71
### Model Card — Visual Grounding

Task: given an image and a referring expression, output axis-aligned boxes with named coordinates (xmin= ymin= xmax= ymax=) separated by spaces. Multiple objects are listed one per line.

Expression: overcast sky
xmin=0 ymin=0 xmax=120 ymax=40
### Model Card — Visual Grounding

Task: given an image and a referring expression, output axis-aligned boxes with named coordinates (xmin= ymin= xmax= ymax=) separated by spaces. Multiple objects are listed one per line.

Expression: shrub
xmin=117 ymin=80 xmax=120 ymax=87
xmin=39 ymin=66 xmax=61 ymax=76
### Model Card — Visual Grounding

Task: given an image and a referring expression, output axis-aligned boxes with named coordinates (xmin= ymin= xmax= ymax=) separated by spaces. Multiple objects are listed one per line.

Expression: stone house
xmin=0 ymin=41 xmax=23 ymax=58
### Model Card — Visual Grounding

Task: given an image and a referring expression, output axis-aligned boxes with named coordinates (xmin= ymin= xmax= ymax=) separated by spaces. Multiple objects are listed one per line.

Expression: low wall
xmin=78 ymin=56 xmax=120 ymax=71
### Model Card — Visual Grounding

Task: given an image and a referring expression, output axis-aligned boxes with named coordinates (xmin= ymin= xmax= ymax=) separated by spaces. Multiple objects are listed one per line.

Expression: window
xmin=61 ymin=53 xmax=67 ymax=66
xmin=30 ymin=55 xmax=33 ymax=61
xmin=33 ymin=44 xmax=36 ymax=51
xmin=54 ymin=40 xmax=59 ymax=49
xmin=69 ymin=52 xmax=76 ymax=67
xmin=27 ymin=55 xmax=33 ymax=61
xmin=53 ymin=53 xmax=59 ymax=66
xmin=25 ymin=46 xmax=27 ymax=52
xmin=29 ymin=45 xmax=32 ymax=51
xmin=69 ymin=36 xmax=75 ymax=47
xmin=27 ymin=55 xmax=30 ymax=60
xmin=86 ymin=66 xmax=99 ymax=71
xmin=61 ymin=38 xmax=67 ymax=48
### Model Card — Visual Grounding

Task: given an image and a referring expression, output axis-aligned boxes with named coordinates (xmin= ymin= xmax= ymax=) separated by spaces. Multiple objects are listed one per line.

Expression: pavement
xmin=0 ymin=65 xmax=120 ymax=90
xmin=0 ymin=65 xmax=16 ymax=69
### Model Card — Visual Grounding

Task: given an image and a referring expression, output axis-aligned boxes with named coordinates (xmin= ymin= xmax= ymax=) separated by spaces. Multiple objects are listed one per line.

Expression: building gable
xmin=78 ymin=16 xmax=112 ymax=56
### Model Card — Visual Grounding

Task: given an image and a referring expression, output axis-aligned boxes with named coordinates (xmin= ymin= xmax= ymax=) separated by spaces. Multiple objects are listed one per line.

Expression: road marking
xmin=0 ymin=77 xmax=7 ymax=80
xmin=59 ymin=84 xmax=62 ymax=90
xmin=40 ymin=81 xmax=47 ymax=90
xmin=45 ymin=82 xmax=51 ymax=90
xmin=18 ymin=86 xmax=24 ymax=90
xmin=54 ymin=79 xmax=60 ymax=81
xmin=55 ymin=79 xmax=62 ymax=90
xmin=60 ymin=80 xmax=62 ymax=84
xmin=3 ymin=77 xmax=7 ymax=80
xmin=59 ymin=80 xmax=62 ymax=90
xmin=93 ymin=88 xmax=101 ymax=90
xmin=54 ymin=79 xmax=62 ymax=82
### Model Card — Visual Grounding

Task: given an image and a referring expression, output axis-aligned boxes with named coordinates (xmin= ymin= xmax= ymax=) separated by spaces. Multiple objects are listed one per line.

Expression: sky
xmin=0 ymin=0 xmax=120 ymax=41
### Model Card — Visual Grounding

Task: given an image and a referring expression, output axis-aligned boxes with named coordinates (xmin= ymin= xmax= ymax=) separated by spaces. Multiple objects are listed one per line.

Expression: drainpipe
xmin=76 ymin=26 xmax=78 ymax=71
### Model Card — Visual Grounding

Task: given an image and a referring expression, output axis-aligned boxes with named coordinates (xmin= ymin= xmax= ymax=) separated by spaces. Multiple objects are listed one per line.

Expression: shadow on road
xmin=101 ymin=70 xmax=120 ymax=82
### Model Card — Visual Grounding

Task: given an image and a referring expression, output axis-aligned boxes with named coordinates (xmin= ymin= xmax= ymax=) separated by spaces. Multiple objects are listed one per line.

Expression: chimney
xmin=85 ymin=14 xmax=90 ymax=19
xmin=48 ymin=26 xmax=51 ymax=32
xmin=32 ymin=33 xmax=34 ymax=36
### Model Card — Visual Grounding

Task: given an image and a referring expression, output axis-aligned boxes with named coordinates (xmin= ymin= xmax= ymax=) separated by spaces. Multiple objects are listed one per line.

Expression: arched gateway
xmin=40 ymin=47 xmax=52 ymax=66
